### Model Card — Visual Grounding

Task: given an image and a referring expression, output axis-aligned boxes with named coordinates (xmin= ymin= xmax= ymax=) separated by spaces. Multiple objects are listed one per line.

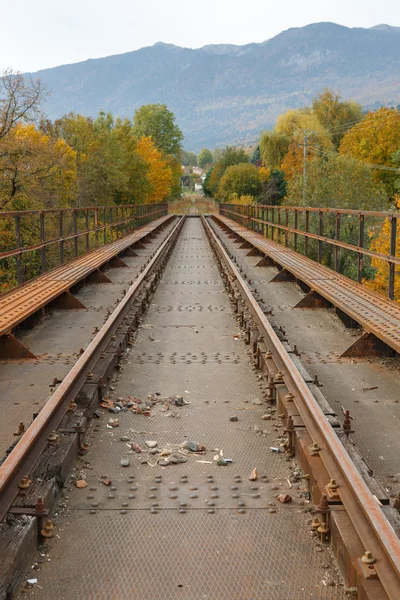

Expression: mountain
xmin=29 ymin=22 xmax=400 ymax=151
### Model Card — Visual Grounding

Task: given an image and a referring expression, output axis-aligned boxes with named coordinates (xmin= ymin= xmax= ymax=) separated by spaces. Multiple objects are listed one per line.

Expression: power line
xmin=307 ymin=144 xmax=400 ymax=173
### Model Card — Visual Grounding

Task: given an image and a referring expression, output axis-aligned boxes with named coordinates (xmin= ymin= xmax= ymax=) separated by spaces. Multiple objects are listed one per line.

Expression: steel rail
xmin=202 ymin=215 xmax=400 ymax=599
xmin=0 ymin=216 xmax=184 ymax=523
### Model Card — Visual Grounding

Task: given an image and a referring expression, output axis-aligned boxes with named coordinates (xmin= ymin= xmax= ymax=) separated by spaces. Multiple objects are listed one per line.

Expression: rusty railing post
xmin=39 ymin=212 xmax=46 ymax=273
xmin=334 ymin=212 xmax=341 ymax=272
xmin=73 ymin=210 xmax=78 ymax=257
xmin=305 ymin=210 xmax=309 ymax=257
xmin=358 ymin=213 xmax=365 ymax=284
xmin=59 ymin=211 xmax=64 ymax=264
xmin=389 ymin=215 xmax=397 ymax=300
xmin=15 ymin=214 xmax=22 ymax=285
xmin=318 ymin=210 xmax=323 ymax=263
xmin=294 ymin=209 xmax=298 ymax=252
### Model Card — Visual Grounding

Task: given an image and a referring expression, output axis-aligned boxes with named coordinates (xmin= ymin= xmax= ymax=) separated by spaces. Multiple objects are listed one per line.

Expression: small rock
xmin=230 ymin=416 xmax=239 ymax=422
xmin=145 ymin=441 xmax=158 ymax=448
xmin=159 ymin=460 xmax=170 ymax=467
xmin=277 ymin=493 xmax=292 ymax=503
xmin=120 ymin=436 xmax=130 ymax=442
xmin=262 ymin=414 xmax=271 ymax=420
xmin=249 ymin=468 xmax=258 ymax=481
xmin=120 ymin=458 xmax=130 ymax=467
xmin=252 ymin=399 xmax=262 ymax=405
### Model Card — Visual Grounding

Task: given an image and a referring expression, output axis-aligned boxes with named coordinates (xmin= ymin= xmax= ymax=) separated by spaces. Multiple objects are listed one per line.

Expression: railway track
xmin=0 ymin=214 xmax=399 ymax=599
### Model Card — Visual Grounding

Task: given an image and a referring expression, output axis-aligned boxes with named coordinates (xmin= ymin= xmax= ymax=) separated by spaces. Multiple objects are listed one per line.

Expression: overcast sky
xmin=1 ymin=0 xmax=400 ymax=73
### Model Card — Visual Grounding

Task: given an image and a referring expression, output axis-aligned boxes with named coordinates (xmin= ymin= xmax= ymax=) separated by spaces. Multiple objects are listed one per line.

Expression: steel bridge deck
xmin=19 ymin=217 xmax=343 ymax=599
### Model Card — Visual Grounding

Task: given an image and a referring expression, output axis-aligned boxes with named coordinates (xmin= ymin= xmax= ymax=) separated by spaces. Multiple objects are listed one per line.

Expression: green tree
xmin=218 ymin=163 xmax=261 ymax=201
xmin=287 ymin=155 xmax=388 ymax=210
xmin=258 ymin=169 xmax=287 ymax=205
xmin=312 ymin=89 xmax=363 ymax=149
xmin=198 ymin=148 xmax=213 ymax=169
xmin=132 ymin=103 xmax=183 ymax=157
xmin=207 ymin=147 xmax=249 ymax=198
xmin=181 ymin=150 xmax=197 ymax=166
xmin=250 ymin=145 xmax=261 ymax=166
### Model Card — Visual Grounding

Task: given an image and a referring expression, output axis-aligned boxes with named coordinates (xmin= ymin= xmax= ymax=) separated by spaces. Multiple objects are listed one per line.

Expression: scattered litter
xmin=270 ymin=447 xmax=283 ymax=453
xmin=249 ymin=468 xmax=258 ymax=481
xmin=102 ymin=479 xmax=112 ymax=486
xmin=217 ymin=458 xmax=229 ymax=466
xmin=182 ymin=441 xmax=206 ymax=453
xmin=362 ymin=386 xmax=378 ymax=392
xmin=75 ymin=480 xmax=87 ymax=489
xmin=107 ymin=418 xmax=119 ymax=428
xmin=131 ymin=443 xmax=142 ymax=453
xmin=287 ymin=478 xmax=293 ymax=489
xmin=262 ymin=414 xmax=271 ymax=420
xmin=27 ymin=579 xmax=38 ymax=585
xmin=196 ymin=460 xmax=213 ymax=464
xmin=230 ymin=416 xmax=239 ymax=422
xmin=277 ymin=493 xmax=292 ymax=503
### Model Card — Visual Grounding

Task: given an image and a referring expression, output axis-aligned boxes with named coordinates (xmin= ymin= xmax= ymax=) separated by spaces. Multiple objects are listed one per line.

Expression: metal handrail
xmin=220 ymin=203 xmax=399 ymax=299
xmin=0 ymin=203 xmax=168 ymax=288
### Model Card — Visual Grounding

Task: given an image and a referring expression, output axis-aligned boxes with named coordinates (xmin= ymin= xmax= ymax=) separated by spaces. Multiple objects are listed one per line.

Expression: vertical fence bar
xmin=59 ymin=211 xmax=64 ymax=264
xmin=39 ymin=212 xmax=46 ymax=273
xmin=94 ymin=209 xmax=99 ymax=247
xmin=305 ymin=210 xmax=309 ymax=257
xmin=285 ymin=208 xmax=289 ymax=247
xmin=85 ymin=209 xmax=90 ymax=251
xmin=294 ymin=210 xmax=298 ymax=252
xmin=73 ymin=211 xmax=78 ymax=257
xmin=388 ymin=215 xmax=397 ymax=300
xmin=271 ymin=208 xmax=275 ymax=241
xmin=265 ymin=207 xmax=269 ymax=238
xmin=14 ymin=214 xmax=22 ymax=285
xmin=277 ymin=208 xmax=281 ymax=244
xmin=318 ymin=211 xmax=323 ymax=263
xmin=357 ymin=213 xmax=365 ymax=284
xmin=334 ymin=213 xmax=341 ymax=272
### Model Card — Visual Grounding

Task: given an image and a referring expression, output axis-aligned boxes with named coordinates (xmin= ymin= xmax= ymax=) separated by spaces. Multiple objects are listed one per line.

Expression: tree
xmin=250 ymin=145 xmax=261 ymax=166
xmin=136 ymin=136 xmax=173 ymax=203
xmin=207 ymin=146 xmax=249 ymax=198
xmin=312 ymin=89 xmax=363 ymax=148
xmin=260 ymin=131 xmax=290 ymax=170
xmin=286 ymin=155 xmax=388 ymax=210
xmin=132 ymin=104 xmax=183 ymax=157
xmin=0 ymin=69 xmax=45 ymax=141
xmin=181 ymin=150 xmax=197 ymax=166
xmin=198 ymin=148 xmax=213 ymax=169
xmin=218 ymin=163 xmax=262 ymax=201
xmin=0 ymin=123 xmax=77 ymax=210
xmin=258 ymin=169 xmax=287 ymax=205
xmin=339 ymin=107 xmax=400 ymax=197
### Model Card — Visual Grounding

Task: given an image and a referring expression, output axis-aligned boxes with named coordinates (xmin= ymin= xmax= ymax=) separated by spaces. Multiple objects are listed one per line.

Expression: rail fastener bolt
xmin=35 ymin=497 xmax=45 ymax=513
xmin=79 ymin=442 xmax=90 ymax=455
xmin=13 ymin=421 xmax=25 ymax=436
xmin=343 ymin=409 xmax=354 ymax=434
xmin=67 ymin=400 xmax=77 ymax=412
xmin=48 ymin=430 xmax=59 ymax=443
xmin=275 ymin=370 xmax=284 ymax=383
xmin=40 ymin=519 xmax=55 ymax=538
xmin=316 ymin=494 xmax=330 ymax=542
xmin=311 ymin=516 xmax=321 ymax=531
xmin=326 ymin=478 xmax=340 ymax=500
xmin=286 ymin=392 xmax=294 ymax=403
xmin=309 ymin=442 xmax=321 ymax=456
xmin=361 ymin=551 xmax=376 ymax=565
xmin=18 ymin=476 xmax=32 ymax=490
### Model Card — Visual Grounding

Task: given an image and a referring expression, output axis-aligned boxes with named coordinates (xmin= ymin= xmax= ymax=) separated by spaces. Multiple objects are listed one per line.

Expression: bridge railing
xmin=219 ymin=203 xmax=399 ymax=300
xmin=0 ymin=203 xmax=168 ymax=290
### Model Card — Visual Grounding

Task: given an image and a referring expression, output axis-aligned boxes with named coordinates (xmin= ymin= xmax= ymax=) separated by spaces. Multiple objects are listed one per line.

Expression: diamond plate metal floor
xmin=20 ymin=218 xmax=344 ymax=599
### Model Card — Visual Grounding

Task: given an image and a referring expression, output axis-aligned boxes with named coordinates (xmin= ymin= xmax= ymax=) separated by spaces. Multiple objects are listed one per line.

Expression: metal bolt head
xmin=362 ymin=551 xmax=376 ymax=565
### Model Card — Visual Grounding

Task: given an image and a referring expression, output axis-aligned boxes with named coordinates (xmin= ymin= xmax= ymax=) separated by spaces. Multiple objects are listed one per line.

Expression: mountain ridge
xmin=28 ymin=22 xmax=400 ymax=150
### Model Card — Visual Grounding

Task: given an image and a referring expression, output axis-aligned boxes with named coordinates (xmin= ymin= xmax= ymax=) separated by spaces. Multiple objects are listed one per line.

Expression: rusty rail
xmin=0 ymin=216 xmax=183 ymax=523
xmin=220 ymin=203 xmax=399 ymax=299
xmin=0 ymin=203 xmax=168 ymax=289
xmin=203 ymin=215 xmax=400 ymax=599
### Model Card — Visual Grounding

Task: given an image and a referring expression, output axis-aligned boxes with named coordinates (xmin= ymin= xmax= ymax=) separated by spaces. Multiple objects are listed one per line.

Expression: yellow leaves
xmin=0 ymin=123 xmax=77 ymax=210
xmin=258 ymin=166 xmax=270 ymax=182
xmin=136 ymin=136 xmax=173 ymax=203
